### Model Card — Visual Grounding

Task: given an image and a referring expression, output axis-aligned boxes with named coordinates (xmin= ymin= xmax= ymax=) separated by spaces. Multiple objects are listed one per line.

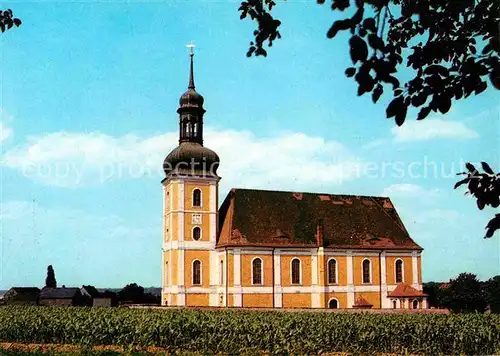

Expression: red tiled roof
xmin=388 ymin=283 xmax=427 ymax=298
xmin=353 ymin=296 xmax=373 ymax=308
xmin=217 ymin=188 xmax=422 ymax=249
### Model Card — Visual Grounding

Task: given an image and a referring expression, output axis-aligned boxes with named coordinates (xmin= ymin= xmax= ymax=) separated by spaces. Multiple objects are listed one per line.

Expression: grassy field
xmin=1 ymin=306 xmax=499 ymax=354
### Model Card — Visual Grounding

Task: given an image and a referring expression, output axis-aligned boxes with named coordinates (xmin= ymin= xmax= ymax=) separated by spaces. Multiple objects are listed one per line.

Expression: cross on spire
xmin=186 ymin=41 xmax=196 ymax=56
xmin=186 ymin=41 xmax=196 ymax=89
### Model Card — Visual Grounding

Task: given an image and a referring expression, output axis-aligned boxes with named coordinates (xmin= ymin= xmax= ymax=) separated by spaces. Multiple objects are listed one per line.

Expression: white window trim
xmin=327 ymin=258 xmax=338 ymax=285
xmin=192 ymin=226 xmax=202 ymax=241
xmin=328 ymin=297 xmax=339 ymax=309
xmin=251 ymin=257 xmax=264 ymax=285
xmin=290 ymin=258 xmax=302 ymax=285
xmin=192 ymin=259 xmax=202 ymax=285
xmin=362 ymin=258 xmax=372 ymax=284
xmin=394 ymin=258 xmax=404 ymax=284
xmin=192 ymin=188 xmax=202 ymax=208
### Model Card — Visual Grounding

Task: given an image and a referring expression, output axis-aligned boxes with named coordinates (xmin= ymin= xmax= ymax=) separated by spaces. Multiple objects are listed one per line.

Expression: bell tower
xmin=161 ymin=45 xmax=221 ymax=307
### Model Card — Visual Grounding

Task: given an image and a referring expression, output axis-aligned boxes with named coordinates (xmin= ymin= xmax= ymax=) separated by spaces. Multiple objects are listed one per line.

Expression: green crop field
xmin=1 ymin=306 xmax=499 ymax=354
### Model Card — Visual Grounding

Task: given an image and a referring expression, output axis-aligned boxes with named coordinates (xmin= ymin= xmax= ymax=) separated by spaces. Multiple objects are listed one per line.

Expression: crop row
xmin=1 ymin=306 xmax=499 ymax=354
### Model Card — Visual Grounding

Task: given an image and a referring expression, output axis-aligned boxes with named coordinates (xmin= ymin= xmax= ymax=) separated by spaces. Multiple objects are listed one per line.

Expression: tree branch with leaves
xmin=0 ymin=9 xmax=21 ymax=33
xmin=455 ymin=162 xmax=500 ymax=238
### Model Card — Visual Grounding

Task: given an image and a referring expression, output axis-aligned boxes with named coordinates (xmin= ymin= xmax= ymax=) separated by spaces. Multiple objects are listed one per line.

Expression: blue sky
xmin=0 ymin=1 xmax=498 ymax=289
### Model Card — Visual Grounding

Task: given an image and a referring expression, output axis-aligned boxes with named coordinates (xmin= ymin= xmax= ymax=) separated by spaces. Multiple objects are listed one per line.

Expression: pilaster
xmin=233 ymin=248 xmax=242 ymax=307
xmin=380 ymin=251 xmax=389 ymax=308
xmin=346 ymin=250 xmax=354 ymax=308
xmin=412 ymin=250 xmax=419 ymax=288
xmin=273 ymin=250 xmax=282 ymax=307
xmin=311 ymin=249 xmax=320 ymax=308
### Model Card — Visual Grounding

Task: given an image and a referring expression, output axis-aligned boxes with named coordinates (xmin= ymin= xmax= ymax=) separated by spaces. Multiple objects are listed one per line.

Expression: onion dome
xmin=163 ymin=142 xmax=219 ymax=177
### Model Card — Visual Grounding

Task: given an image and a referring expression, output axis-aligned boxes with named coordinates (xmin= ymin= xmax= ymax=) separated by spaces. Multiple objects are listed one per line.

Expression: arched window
xmin=192 ymin=227 xmax=201 ymax=241
xmin=362 ymin=259 xmax=371 ymax=284
xmin=412 ymin=299 xmax=419 ymax=309
xmin=395 ymin=259 xmax=403 ymax=283
xmin=328 ymin=298 xmax=339 ymax=309
xmin=291 ymin=258 xmax=301 ymax=285
xmin=327 ymin=258 xmax=337 ymax=284
xmin=392 ymin=300 xmax=397 ymax=309
xmin=193 ymin=189 xmax=201 ymax=207
xmin=252 ymin=258 xmax=263 ymax=285
xmin=192 ymin=260 xmax=201 ymax=285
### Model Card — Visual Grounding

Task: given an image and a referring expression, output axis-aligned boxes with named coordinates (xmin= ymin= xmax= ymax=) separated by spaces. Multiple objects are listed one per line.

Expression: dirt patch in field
xmin=0 ymin=342 xmax=352 ymax=355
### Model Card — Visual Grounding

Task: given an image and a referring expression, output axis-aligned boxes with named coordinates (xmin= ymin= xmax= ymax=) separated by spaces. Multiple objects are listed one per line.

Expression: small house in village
xmin=80 ymin=285 xmax=115 ymax=307
xmin=2 ymin=287 xmax=40 ymax=305
xmin=39 ymin=287 xmax=85 ymax=306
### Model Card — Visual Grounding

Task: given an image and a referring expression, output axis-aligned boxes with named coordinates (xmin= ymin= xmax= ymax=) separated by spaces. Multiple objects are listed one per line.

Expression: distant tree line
xmin=117 ymin=283 xmax=160 ymax=305
xmin=43 ymin=265 xmax=159 ymax=306
xmin=424 ymin=273 xmax=500 ymax=313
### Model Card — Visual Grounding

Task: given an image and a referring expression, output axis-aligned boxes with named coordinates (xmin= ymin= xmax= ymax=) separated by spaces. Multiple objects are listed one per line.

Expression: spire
xmin=188 ymin=52 xmax=195 ymax=89
xmin=177 ymin=42 xmax=205 ymax=145
xmin=187 ymin=42 xmax=196 ymax=89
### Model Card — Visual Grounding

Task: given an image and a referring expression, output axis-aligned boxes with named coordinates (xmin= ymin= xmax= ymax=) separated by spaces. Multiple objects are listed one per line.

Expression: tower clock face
xmin=192 ymin=214 xmax=202 ymax=224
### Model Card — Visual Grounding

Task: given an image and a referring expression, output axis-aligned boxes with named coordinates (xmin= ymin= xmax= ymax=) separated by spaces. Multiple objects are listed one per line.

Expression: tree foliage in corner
xmin=45 ymin=265 xmax=57 ymax=288
xmin=239 ymin=0 xmax=499 ymax=121
xmin=238 ymin=0 xmax=499 ymax=238
xmin=0 ymin=9 xmax=21 ymax=33
xmin=455 ymin=162 xmax=500 ymax=238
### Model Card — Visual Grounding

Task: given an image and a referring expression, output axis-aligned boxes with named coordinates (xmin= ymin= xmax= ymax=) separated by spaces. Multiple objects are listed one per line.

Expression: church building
xmin=161 ymin=51 xmax=427 ymax=309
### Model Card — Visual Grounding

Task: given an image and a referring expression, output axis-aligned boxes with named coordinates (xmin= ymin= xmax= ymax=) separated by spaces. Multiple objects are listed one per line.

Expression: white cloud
xmin=383 ymin=183 xmax=442 ymax=198
xmin=0 ymin=201 xmax=33 ymax=220
xmin=0 ymin=122 xmax=13 ymax=143
xmin=392 ymin=119 xmax=479 ymax=142
xmin=1 ymin=128 xmax=363 ymax=189
xmin=1 ymin=131 xmax=177 ymax=187
xmin=361 ymin=139 xmax=389 ymax=150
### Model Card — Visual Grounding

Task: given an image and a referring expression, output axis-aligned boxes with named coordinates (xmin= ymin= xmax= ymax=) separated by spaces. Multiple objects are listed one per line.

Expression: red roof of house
xmin=353 ymin=296 xmax=373 ymax=307
xmin=217 ymin=188 xmax=422 ymax=249
xmin=388 ymin=283 xmax=427 ymax=298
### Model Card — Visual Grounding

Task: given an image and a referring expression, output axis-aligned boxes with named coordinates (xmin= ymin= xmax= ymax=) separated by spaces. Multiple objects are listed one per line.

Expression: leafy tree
xmin=423 ymin=281 xmax=447 ymax=309
xmin=118 ymin=283 xmax=145 ymax=304
xmin=238 ymin=0 xmax=499 ymax=238
xmin=240 ymin=0 xmax=499 ymax=122
xmin=455 ymin=162 xmax=500 ymax=238
xmin=442 ymin=273 xmax=487 ymax=313
xmin=0 ymin=9 xmax=21 ymax=33
xmin=118 ymin=284 xmax=160 ymax=305
xmin=485 ymin=275 xmax=500 ymax=313
xmin=141 ymin=292 xmax=161 ymax=305
xmin=45 ymin=265 xmax=57 ymax=288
